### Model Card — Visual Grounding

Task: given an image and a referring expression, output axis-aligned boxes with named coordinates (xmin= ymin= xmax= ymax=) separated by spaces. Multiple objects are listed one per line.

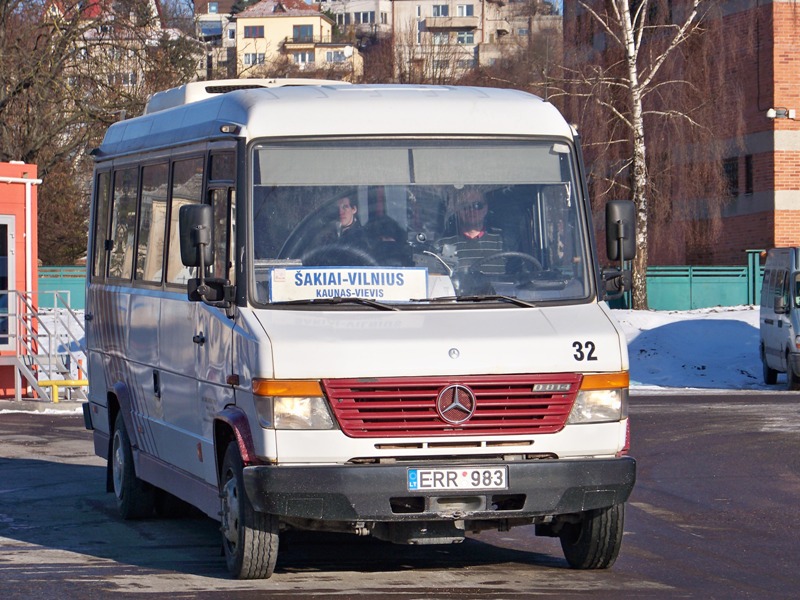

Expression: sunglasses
xmin=459 ymin=202 xmax=486 ymax=211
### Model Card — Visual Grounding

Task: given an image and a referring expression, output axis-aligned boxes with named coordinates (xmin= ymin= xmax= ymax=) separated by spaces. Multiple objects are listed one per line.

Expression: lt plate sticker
xmin=407 ymin=467 xmax=508 ymax=491
xmin=270 ymin=267 xmax=428 ymax=302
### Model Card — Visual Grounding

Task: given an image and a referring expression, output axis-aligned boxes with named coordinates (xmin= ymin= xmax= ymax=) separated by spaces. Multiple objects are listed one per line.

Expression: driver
xmin=437 ymin=187 xmax=505 ymax=274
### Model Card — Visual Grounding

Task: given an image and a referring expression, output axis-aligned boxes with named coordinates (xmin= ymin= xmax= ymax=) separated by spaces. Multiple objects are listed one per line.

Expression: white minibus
xmin=83 ymin=79 xmax=637 ymax=579
xmin=759 ymin=247 xmax=800 ymax=389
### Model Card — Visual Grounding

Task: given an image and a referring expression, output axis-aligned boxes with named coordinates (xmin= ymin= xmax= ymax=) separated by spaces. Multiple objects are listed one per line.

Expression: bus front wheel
xmin=220 ymin=442 xmax=279 ymax=579
xmin=559 ymin=504 xmax=624 ymax=569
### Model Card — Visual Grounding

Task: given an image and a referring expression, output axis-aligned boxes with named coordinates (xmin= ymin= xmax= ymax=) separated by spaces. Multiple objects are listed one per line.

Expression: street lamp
xmin=766 ymin=107 xmax=797 ymax=120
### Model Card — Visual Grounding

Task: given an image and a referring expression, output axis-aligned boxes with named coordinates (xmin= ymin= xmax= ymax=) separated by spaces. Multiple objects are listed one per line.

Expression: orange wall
xmin=0 ymin=162 xmax=40 ymax=396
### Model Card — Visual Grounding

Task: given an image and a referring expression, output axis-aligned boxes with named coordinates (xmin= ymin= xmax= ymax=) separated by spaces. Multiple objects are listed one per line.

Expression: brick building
xmin=564 ymin=0 xmax=800 ymax=266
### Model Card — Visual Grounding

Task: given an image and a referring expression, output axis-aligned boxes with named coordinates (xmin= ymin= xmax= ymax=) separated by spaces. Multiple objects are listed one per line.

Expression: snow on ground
xmin=613 ymin=305 xmax=767 ymax=392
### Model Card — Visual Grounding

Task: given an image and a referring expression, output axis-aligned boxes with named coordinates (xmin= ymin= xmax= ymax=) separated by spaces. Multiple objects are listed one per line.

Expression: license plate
xmin=407 ymin=466 xmax=508 ymax=491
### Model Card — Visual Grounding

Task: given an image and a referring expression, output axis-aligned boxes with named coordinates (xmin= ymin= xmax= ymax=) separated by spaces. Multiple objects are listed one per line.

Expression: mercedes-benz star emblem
xmin=436 ymin=384 xmax=476 ymax=425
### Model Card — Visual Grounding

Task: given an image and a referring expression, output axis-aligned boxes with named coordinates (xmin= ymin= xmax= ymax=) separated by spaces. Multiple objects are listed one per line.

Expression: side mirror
xmin=179 ymin=204 xmax=213 ymax=268
xmin=774 ymin=295 xmax=789 ymax=315
xmin=606 ymin=200 xmax=636 ymax=262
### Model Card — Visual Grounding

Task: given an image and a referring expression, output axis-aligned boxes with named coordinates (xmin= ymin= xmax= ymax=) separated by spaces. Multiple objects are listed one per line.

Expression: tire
xmin=111 ymin=412 xmax=155 ymax=519
xmin=220 ymin=442 xmax=279 ymax=579
xmin=559 ymin=504 xmax=624 ymax=570
xmin=762 ymin=345 xmax=778 ymax=385
xmin=788 ymin=353 xmax=800 ymax=391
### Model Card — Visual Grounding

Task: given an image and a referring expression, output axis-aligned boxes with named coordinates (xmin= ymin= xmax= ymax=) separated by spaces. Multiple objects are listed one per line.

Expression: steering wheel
xmin=301 ymin=244 xmax=379 ymax=267
xmin=468 ymin=251 xmax=543 ymax=275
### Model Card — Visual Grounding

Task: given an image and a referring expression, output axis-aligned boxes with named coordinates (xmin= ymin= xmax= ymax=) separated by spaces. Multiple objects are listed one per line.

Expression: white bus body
xmin=83 ymin=82 xmax=636 ymax=578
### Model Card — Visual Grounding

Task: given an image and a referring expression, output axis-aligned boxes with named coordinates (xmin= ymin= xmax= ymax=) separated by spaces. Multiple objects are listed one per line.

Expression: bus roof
xmin=95 ymin=84 xmax=575 ymax=159
xmin=143 ymin=78 xmax=350 ymax=114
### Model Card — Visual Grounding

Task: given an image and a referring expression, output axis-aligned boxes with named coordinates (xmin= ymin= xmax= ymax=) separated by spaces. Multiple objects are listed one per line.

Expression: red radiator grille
xmin=322 ymin=374 xmax=581 ymax=438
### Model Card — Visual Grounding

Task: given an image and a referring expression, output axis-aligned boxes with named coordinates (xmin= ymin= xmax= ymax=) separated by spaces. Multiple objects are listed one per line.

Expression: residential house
xmin=315 ymin=0 xmax=393 ymax=48
xmin=47 ymin=0 xmax=197 ymax=92
xmin=391 ymin=0 xmax=560 ymax=82
xmin=234 ymin=0 xmax=363 ymax=79
xmin=194 ymin=0 xmax=238 ymax=78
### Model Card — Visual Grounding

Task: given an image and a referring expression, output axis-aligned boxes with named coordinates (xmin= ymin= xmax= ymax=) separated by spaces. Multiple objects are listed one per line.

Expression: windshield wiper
xmin=272 ymin=297 xmax=399 ymax=311
xmin=426 ymin=295 xmax=537 ymax=308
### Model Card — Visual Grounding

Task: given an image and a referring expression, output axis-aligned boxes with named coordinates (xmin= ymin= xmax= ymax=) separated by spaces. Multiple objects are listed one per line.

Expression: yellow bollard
xmin=38 ymin=380 xmax=88 ymax=403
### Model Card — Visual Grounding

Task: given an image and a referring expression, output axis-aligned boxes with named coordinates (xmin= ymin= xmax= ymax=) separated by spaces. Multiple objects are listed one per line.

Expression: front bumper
xmin=243 ymin=457 xmax=636 ymax=522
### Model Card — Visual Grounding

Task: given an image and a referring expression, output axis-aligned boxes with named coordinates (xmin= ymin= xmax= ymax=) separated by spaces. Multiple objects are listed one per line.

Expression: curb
xmin=0 ymin=399 xmax=84 ymax=413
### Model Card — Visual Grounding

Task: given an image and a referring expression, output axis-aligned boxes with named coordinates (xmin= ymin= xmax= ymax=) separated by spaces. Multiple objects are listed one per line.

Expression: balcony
xmin=282 ymin=34 xmax=333 ymax=49
xmin=424 ymin=16 xmax=479 ymax=30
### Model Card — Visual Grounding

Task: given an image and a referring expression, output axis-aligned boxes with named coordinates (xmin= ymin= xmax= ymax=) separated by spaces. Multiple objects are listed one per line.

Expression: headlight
xmin=567 ymin=372 xmax=629 ymax=424
xmin=252 ymin=379 xmax=336 ymax=430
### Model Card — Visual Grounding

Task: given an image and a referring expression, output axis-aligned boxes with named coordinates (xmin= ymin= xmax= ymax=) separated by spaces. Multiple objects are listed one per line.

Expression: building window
xmin=243 ymin=53 xmax=265 ymax=65
xmin=326 ymin=50 xmax=346 ymax=62
xmin=416 ymin=5 xmax=422 ymax=18
xmin=457 ymin=4 xmax=474 ymax=16
xmin=457 ymin=58 xmax=475 ymax=69
xmin=208 ymin=2 xmax=218 ymax=14
xmin=723 ymin=157 xmax=739 ymax=197
xmin=432 ymin=32 xmax=449 ymax=45
xmin=244 ymin=25 xmax=264 ymax=38
xmin=228 ymin=27 xmax=235 ymax=40
xmin=433 ymin=59 xmax=450 ymax=70
xmin=293 ymin=51 xmax=315 ymax=65
xmin=456 ymin=30 xmax=474 ymax=44
xmin=381 ymin=12 xmax=388 ymax=24
xmin=293 ymin=25 xmax=313 ymax=42
xmin=355 ymin=11 xmax=375 ymax=24
xmin=337 ymin=13 xmax=351 ymax=26
xmin=517 ymin=28 xmax=529 ymax=36
xmin=432 ymin=5 xmax=449 ymax=17
xmin=745 ymin=154 xmax=754 ymax=195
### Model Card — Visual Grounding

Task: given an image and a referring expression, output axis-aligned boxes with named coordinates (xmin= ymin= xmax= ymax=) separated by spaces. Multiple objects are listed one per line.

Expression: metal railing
xmin=0 ymin=290 xmax=87 ymax=403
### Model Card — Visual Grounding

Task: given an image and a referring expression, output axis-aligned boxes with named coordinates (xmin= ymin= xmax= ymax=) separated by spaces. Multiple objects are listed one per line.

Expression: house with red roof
xmin=233 ymin=0 xmax=362 ymax=79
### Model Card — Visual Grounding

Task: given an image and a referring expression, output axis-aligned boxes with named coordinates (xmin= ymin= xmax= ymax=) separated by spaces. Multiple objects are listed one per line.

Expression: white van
xmin=83 ymin=80 xmax=637 ymax=578
xmin=759 ymin=247 xmax=800 ymax=388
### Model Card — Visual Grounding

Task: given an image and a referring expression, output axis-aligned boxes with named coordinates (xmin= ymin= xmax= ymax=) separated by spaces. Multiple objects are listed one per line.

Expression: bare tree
xmin=560 ymin=0 xmax=716 ymax=309
xmin=0 ymin=0 xmax=198 ymax=265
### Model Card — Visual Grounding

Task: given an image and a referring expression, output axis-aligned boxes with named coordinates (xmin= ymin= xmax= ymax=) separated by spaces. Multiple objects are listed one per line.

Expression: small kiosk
xmin=0 ymin=162 xmax=40 ymax=397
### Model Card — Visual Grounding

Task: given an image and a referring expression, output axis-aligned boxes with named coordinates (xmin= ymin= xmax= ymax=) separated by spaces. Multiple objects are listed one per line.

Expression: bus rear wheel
xmin=559 ymin=504 xmax=624 ymax=570
xmin=220 ymin=442 xmax=279 ymax=579
xmin=761 ymin=345 xmax=778 ymax=385
xmin=111 ymin=412 xmax=155 ymax=519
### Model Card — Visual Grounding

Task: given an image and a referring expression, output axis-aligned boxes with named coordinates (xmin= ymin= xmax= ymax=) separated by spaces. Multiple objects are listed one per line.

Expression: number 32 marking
xmin=572 ymin=341 xmax=598 ymax=361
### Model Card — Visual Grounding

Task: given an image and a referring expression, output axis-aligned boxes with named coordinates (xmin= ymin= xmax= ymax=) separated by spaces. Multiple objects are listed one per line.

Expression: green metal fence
xmin=646 ymin=265 xmax=762 ymax=310
xmin=38 ymin=266 xmax=86 ymax=310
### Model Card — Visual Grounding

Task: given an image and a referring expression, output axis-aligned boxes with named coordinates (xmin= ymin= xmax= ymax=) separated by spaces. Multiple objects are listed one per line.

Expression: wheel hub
xmin=221 ymin=476 xmax=240 ymax=546
xmin=112 ymin=431 xmax=124 ymax=497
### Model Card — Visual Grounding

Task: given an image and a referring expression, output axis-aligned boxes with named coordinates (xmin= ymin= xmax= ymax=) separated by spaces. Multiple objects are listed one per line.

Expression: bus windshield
xmin=250 ymin=139 xmax=591 ymax=306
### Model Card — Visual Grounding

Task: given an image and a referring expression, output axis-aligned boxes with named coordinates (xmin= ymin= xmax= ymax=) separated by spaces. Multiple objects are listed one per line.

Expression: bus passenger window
xmin=167 ymin=157 xmax=204 ymax=285
xmin=135 ymin=163 xmax=169 ymax=283
xmin=108 ymin=168 xmax=138 ymax=280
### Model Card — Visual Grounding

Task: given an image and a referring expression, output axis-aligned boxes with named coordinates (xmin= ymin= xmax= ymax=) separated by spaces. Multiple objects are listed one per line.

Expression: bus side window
xmin=166 ymin=157 xmax=205 ymax=285
xmin=108 ymin=167 xmax=139 ymax=280
xmin=135 ymin=162 xmax=169 ymax=283
xmin=91 ymin=171 xmax=111 ymax=281
xmin=209 ymin=187 xmax=235 ymax=282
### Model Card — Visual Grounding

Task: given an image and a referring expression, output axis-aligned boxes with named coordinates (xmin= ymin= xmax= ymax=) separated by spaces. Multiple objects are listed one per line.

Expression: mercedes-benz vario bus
xmin=83 ymin=79 xmax=637 ymax=579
